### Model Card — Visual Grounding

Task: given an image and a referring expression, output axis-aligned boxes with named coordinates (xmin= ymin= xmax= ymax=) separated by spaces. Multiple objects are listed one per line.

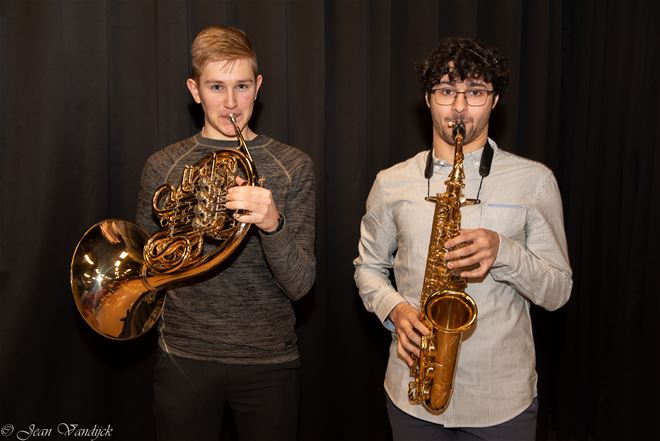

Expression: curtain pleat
xmin=1 ymin=1 xmax=658 ymax=440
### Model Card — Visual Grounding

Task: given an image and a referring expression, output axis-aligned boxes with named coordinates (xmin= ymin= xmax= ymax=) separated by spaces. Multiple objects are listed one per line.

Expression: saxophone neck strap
xmin=425 ymin=141 xmax=494 ymax=200
xmin=479 ymin=141 xmax=494 ymax=177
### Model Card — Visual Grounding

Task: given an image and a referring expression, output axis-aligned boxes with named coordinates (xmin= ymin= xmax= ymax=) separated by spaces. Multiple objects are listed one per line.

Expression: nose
xmin=225 ymin=89 xmax=238 ymax=109
xmin=452 ymin=92 xmax=467 ymax=113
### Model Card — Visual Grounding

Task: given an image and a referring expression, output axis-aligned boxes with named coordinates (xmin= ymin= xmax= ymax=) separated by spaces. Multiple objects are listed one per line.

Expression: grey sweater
xmin=136 ymin=133 xmax=316 ymax=364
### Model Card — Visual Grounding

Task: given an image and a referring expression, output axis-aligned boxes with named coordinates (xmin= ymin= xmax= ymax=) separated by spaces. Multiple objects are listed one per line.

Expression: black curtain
xmin=1 ymin=1 xmax=658 ymax=440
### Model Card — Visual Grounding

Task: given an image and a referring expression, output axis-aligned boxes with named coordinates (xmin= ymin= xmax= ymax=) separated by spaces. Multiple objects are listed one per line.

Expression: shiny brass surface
xmin=407 ymin=121 xmax=478 ymax=414
xmin=71 ymin=115 xmax=258 ymax=339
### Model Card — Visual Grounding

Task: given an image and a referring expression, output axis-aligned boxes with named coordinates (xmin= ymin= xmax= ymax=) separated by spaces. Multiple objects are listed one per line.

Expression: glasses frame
xmin=429 ymin=87 xmax=495 ymax=107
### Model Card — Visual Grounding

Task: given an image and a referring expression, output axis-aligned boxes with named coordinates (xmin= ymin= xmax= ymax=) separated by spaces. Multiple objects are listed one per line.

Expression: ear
xmin=254 ymin=74 xmax=263 ymax=100
xmin=186 ymin=78 xmax=201 ymax=104
xmin=492 ymin=94 xmax=500 ymax=109
xmin=425 ymin=93 xmax=431 ymax=108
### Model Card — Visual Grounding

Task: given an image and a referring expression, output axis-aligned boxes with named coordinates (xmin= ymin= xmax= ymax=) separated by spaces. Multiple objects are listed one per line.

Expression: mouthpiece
xmin=228 ymin=113 xmax=242 ymax=138
xmin=448 ymin=120 xmax=466 ymax=140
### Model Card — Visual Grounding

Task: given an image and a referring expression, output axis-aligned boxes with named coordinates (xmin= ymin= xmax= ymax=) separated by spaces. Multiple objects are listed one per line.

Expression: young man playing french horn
xmin=354 ymin=36 xmax=572 ymax=441
xmin=136 ymin=26 xmax=315 ymax=441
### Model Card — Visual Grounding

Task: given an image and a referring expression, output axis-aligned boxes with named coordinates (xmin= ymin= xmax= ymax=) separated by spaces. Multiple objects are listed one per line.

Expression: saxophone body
xmin=407 ymin=121 xmax=478 ymax=414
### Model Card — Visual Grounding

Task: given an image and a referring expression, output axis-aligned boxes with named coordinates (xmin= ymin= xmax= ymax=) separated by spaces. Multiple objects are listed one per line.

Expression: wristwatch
xmin=261 ymin=213 xmax=285 ymax=235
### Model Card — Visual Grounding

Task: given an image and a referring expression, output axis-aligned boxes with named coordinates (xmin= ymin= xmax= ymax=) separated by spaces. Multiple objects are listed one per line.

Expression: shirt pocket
xmin=480 ymin=203 xmax=527 ymax=244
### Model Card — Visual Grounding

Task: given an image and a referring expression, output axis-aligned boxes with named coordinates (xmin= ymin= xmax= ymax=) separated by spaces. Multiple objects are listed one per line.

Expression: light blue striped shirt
xmin=354 ymin=140 xmax=572 ymax=427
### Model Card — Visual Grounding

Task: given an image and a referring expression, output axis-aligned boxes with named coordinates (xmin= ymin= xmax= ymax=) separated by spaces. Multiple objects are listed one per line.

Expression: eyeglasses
xmin=430 ymin=87 xmax=495 ymax=106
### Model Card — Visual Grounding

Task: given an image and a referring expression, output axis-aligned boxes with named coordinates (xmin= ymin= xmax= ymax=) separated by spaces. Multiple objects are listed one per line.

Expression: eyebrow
xmin=203 ymin=79 xmax=255 ymax=85
xmin=437 ymin=79 xmax=489 ymax=88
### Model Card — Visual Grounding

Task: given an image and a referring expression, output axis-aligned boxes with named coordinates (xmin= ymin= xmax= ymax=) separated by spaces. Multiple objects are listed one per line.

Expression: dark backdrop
xmin=1 ymin=1 xmax=658 ymax=440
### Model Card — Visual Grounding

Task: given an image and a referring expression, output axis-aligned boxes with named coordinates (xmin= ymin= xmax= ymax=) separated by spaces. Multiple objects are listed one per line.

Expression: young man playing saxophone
xmin=354 ymin=36 xmax=572 ymax=440
xmin=136 ymin=26 xmax=316 ymax=441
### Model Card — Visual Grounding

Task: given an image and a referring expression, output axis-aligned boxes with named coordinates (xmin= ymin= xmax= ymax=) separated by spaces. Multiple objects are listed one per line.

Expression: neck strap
xmin=424 ymin=141 xmax=494 ymax=201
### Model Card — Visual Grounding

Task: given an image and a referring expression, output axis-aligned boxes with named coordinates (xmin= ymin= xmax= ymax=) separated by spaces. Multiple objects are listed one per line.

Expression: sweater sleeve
xmin=259 ymin=154 xmax=316 ymax=300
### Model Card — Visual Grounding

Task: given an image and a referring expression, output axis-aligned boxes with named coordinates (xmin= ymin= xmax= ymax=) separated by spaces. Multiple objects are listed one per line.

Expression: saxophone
xmin=407 ymin=120 xmax=478 ymax=414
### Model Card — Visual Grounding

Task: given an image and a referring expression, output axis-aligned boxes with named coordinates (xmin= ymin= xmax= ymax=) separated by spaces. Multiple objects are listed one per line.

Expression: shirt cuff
xmin=491 ymin=234 xmax=520 ymax=273
xmin=375 ymin=293 xmax=408 ymax=331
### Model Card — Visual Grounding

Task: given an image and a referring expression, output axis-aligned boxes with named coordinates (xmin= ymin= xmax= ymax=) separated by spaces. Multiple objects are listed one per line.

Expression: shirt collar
xmin=431 ymin=138 xmax=498 ymax=171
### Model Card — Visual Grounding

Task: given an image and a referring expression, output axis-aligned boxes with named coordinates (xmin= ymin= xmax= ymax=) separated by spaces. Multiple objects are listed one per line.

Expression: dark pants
xmin=154 ymin=350 xmax=301 ymax=441
xmin=386 ymin=394 xmax=538 ymax=441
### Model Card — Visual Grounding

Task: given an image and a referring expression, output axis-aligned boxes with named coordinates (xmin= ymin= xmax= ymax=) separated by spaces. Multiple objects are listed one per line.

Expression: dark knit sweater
xmin=136 ymin=133 xmax=316 ymax=364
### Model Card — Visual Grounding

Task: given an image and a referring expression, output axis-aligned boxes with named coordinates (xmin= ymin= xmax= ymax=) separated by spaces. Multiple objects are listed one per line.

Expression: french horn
xmin=70 ymin=115 xmax=258 ymax=340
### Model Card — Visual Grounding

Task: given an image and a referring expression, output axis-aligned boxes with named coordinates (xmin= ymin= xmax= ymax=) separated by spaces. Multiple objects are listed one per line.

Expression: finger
xmin=227 ymin=185 xmax=271 ymax=203
xmin=411 ymin=319 xmax=431 ymax=337
xmin=225 ymin=199 xmax=257 ymax=212
xmin=233 ymin=210 xmax=267 ymax=225
xmin=397 ymin=342 xmax=414 ymax=367
xmin=445 ymin=243 xmax=478 ymax=261
xmin=445 ymin=229 xmax=483 ymax=249
xmin=398 ymin=333 xmax=421 ymax=358
xmin=459 ymin=268 xmax=486 ymax=278
xmin=397 ymin=320 xmax=423 ymax=348
xmin=235 ymin=175 xmax=247 ymax=186
xmin=227 ymin=196 xmax=271 ymax=215
xmin=445 ymin=233 xmax=471 ymax=249
xmin=447 ymin=253 xmax=480 ymax=270
xmin=226 ymin=185 xmax=251 ymax=199
xmin=403 ymin=329 xmax=422 ymax=348
xmin=466 ymin=256 xmax=496 ymax=277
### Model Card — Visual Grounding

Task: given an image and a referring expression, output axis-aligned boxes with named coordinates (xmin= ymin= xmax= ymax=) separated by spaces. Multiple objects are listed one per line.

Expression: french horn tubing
xmin=70 ymin=115 xmax=258 ymax=339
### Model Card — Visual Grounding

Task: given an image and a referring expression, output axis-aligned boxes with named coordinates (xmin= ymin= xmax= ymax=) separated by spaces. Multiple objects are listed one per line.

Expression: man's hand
xmin=444 ymin=228 xmax=500 ymax=278
xmin=389 ymin=303 xmax=431 ymax=367
xmin=226 ymin=176 xmax=280 ymax=232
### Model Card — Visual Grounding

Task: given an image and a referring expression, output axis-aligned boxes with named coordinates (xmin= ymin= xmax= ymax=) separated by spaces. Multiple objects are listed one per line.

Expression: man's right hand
xmin=388 ymin=303 xmax=431 ymax=367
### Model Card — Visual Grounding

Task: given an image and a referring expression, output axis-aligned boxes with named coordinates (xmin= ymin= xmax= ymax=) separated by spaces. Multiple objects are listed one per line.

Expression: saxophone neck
xmin=445 ymin=120 xmax=466 ymax=190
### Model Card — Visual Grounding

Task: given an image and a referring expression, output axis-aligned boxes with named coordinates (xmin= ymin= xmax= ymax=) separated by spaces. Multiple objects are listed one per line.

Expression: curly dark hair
xmin=419 ymin=36 xmax=510 ymax=97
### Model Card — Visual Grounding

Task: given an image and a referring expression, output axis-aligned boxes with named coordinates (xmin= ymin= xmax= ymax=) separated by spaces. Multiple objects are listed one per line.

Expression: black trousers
xmin=154 ymin=350 xmax=301 ymax=441
xmin=386 ymin=394 xmax=539 ymax=441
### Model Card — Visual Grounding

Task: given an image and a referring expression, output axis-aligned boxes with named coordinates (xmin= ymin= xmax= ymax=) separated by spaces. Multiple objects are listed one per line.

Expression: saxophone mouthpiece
xmin=228 ymin=113 xmax=237 ymax=124
xmin=449 ymin=120 xmax=466 ymax=140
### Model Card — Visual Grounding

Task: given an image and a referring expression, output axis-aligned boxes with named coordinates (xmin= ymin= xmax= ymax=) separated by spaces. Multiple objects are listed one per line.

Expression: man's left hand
xmin=226 ymin=176 xmax=280 ymax=233
xmin=444 ymin=228 xmax=500 ymax=278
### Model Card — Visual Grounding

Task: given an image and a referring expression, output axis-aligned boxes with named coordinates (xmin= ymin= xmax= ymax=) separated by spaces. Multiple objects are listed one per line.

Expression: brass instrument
xmin=407 ymin=120 xmax=478 ymax=413
xmin=70 ymin=115 xmax=258 ymax=340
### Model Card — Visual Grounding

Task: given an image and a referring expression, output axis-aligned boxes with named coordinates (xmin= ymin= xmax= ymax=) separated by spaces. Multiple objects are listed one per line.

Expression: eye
xmin=210 ymin=84 xmax=223 ymax=91
xmin=436 ymin=88 xmax=456 ymax=97
xmin=236 ymin=83 xmax=251 ymax=91
xmin=466 ymin=89 xmax=486 ymax=97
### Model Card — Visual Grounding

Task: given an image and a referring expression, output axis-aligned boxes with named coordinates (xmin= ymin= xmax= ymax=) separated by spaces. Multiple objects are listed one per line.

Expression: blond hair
xmin=190 ymin=26 xmax=258 ymax=80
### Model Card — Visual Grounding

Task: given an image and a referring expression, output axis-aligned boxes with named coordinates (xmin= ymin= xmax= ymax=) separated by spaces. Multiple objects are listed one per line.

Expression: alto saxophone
xmin=407 ymin=120 xmax=478 ymax=414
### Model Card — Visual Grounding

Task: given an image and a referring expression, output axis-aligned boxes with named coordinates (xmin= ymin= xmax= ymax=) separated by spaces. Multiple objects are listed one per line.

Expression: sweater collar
xmin=194 ymin=132 xmax=269 ymax=149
